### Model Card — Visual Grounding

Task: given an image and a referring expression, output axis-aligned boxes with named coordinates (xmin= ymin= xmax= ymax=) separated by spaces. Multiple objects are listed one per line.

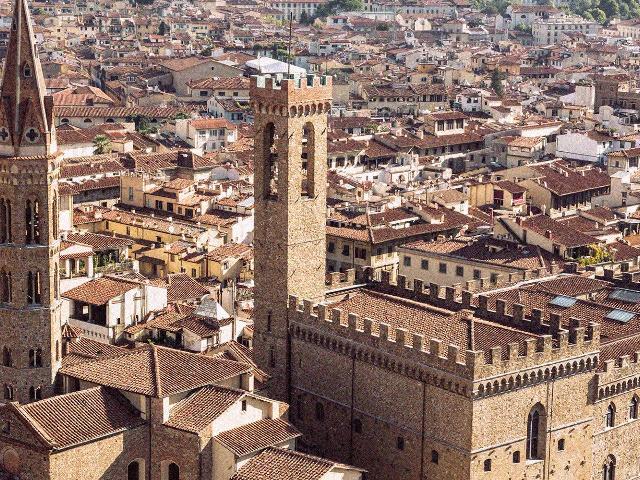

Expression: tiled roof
xmin=66 ymin=232 xmax=133 ymax=251
xmin=59 ymin=344 xmax=251 ymax=397
xmin=63 ymin=276 xmax=138 ymax=305
xmin=167 ymin=273 xmax=210 ymax=303
xmin=215 ymin=418 xmax=301 ymax=456
xmin=521 ymin=215 xmax=597 ymax=248
xmin=17 ymin=387 xmax=145 ymax=450
xmin=401 ymin=237 xmax=553 ymax=271
xmin=231 ymin=447 xmax=336 ymax=480
xmin=334 ymin=288 xmax=537 ymax=361
xmin=528 ymin=162 xmax=610 ymax=196
xmin=206 ymin=243 xmax=253 ymax=262
xmin=165 ymin=385 xmax=245 ymax=432
xmin=101 ymin=209 xmax=206 ymax=237
xmin=54 ymin=105 xmax=193 ymax=119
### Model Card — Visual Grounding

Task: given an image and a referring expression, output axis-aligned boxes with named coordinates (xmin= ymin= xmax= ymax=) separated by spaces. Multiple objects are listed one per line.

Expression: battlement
xmin=250 ymin=74 xmax=333 ymax=111
xmin=288 ymin=288 xmax=600 ymax=390
xmin=325 ymin=268 xmax=357 ymax=289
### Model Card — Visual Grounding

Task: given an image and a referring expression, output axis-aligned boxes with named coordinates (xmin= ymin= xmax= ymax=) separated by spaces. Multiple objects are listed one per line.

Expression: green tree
xmin=159 ymin=21 xmax=169 ymax=35
xmin=490 ymin=70 xmax=506 ymax=97
xmin=600 ymin=0 xmax=620 ymax=17
xmin=93 ymin=135 xmax=111 ymax=155
xmin=589 ymin=7 xmax=606 ymax=22
xmin=376 ymin=22 xmax=390 ymax=30
xmin=201 ymin=46 xmax=213 ymax=57
xmin=299 ymin=11 xmax=310 ymax=24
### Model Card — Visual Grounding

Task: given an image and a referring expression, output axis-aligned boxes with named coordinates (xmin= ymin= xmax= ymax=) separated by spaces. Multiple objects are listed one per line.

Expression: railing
xmin=94 ymin=260 xmax=135 ymax=274
xmin=69 ymin=318 xmax=113 ymax=344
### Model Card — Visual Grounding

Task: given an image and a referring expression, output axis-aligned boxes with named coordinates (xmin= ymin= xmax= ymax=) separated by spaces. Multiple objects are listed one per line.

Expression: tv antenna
xmin=287 ymin=11 xmax=293 ymax=77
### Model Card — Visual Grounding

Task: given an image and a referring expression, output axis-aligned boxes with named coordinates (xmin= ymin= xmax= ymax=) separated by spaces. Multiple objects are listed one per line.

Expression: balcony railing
xmin=69 ymin=318 xmax=113 ymax=344
xmin=94 ymin=260 xmax=134 ymax=274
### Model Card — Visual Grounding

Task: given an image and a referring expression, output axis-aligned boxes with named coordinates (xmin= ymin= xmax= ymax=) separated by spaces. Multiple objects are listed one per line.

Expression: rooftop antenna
xmin=287 ymin=11 xmax=293 ymax=77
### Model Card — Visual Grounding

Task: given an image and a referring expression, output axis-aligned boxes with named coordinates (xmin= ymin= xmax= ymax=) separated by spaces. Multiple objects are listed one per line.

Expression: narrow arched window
xmin=0 ymin=269 xmax=9 ymax=303
xmin=33 ymin=199 xmax=40 ymax=244
xmin=3 ymin=383 xmax=13 ymax=400
xmin=0 ymin=198 xmax=5 ymax=243
xmin=52 ymin=194 xmax=58 ymax=239
xmin=127 ymin=460 xmax=140 ymax=480
xmin=263 ymin=123 xmax=278 ymax=199
xmin=29 ymin=386 xmax=41 ymax=401
xmin=2 ymin=347 xmax=11 ymax=367
xmin=168 ymin=463 xmax=180 ymax=480
xmin=301 ymin=122 xmax=316 ymax=198
xmin=315 ymin=402 xmax=325 ymax=422
xmin=54 ymin=263 xmax=59 ymax=300
xmin=606 ymin=403 xmax=616 ymax=428
xmin=27 ymin=271 xmax=34 ymax=304
xmin=527 ymin=404 xmax=545 ymax=460
xmin=603 ymin=455 xmax=616 ymax=480
xmin=5 ymin=199 xmax=11 ymax=242
xmin=25 ymin=199 xmax=33 ymax=243
xmin=35 ymin=348 xmax=42 ymax=368
xmin=630 ymin=397 xmax=639 ymax=420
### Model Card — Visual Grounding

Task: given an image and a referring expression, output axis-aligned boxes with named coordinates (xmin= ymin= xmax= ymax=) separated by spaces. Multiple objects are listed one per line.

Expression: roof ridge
xmin=150 ymin=344 xmax=162 ymax=397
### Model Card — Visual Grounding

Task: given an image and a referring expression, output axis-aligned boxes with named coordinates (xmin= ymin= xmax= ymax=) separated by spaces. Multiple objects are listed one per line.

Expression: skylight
xmin=609 ymin=288 xmax=640 ymax=304
xmin=606 ymin=309 xmax=636 ymax=323
xmin=549 ymin=295 xmax=577 ymax=308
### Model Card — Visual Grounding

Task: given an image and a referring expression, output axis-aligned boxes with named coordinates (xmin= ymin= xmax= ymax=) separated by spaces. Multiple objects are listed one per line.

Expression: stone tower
xmin=250 ymin=74 xmax=332 ymax=400
xmin=0 ymin=0 xmax=62 ymax=403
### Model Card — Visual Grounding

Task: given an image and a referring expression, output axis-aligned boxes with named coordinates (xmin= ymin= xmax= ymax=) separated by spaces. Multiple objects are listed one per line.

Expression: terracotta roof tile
xmin=165 ymin=385 xmax=245 ymax=432
xmin=59 ymin=344 xmax=251 ymax=397
xmin=215 ymin=418 xmax=301 ymax=456
xmin=231 ymin=447 xmax=335 ymax=480
xmin=17 ymin=387 xmax=144 ymax=450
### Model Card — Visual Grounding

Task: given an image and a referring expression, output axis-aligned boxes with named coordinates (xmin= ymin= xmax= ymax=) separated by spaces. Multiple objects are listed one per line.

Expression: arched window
xmin=0 ymin=269 xmax=11 ymax=303
xmin=168 ymin=463 xmax=179 ymax=480
xmin=29 ymin=386 xmax=41 ymax=401
xmin=54 ymin=263 xmax=59 ymax=300
xmin=0 ymin=199 xmax=6 ymax=243
xmin=315 ymin=402 xmax=325 ymax=422
xmin=127 ymin=460 xmax=140 ymax=480
xmin=3 ymin=383 xmax=13 ymax=400
xmin=2 ymin=347 xmax=11 ymax=367
xmin=526 ymin=404 xmax=545 ymax=460
xmin=27 ymin=272 xmax=41 ymax=305
xmin=33 ymin=200 xmax=40 ymax=244
xmin=263 ymin=123 xmax=278 ymax=199
xmin=301 ymin=122 xmax=316 ymax=198
xmin=28 ymin=348 xmax=42 ymax=368
xmin=25 ymin=199 xmax=32 ymax=243
xmin=630 ymin=396 xmax=639 ymax=420
xmin=52 ymin=194 xmax=58 ymax=239
xmin=55 ymin=341 xmax=60 ymax=362
xmin=4 ymin=199 xmax=10 ymax=242
xmin=606 ymin=403 xmax=616 ymax=428
xmin=603 ymin=455 xmax=616 ymax=480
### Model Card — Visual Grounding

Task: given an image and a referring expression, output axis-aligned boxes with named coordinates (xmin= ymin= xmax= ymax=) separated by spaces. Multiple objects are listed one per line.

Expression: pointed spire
xmin=0 ymin=0 xmax=56 ymax=157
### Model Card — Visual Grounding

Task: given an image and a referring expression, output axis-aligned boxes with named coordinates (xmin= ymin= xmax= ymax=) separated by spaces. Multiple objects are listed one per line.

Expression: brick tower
xmin=251 ymin=74 xmax=332 ymax=400
xmin=0 ymin=0 xmax=62 ymax=403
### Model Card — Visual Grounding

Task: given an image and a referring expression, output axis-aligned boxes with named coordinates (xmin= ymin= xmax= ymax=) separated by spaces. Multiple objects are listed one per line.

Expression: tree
xmin=201 ymin=46 xmax=213 ymax=57
xmin=589 ymin=7 xmax=607 ymax=22
xmin=299 ymin=11 xmax=310 ymax=24
xmin=93 ymin=135 xmax=111 ymax=155
xmin=376 ymin=22 xmax=390 ymax=30
xmin=600 ymin=0 xmax=620 ymax=17
xmin=159 ymin=21 xmax=169 ymax=35
xmin=490 ymin=70 xmax=506 ymax=97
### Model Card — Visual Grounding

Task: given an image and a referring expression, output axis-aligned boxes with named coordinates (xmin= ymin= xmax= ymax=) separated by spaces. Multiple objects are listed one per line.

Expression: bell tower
xmin=0 ymin=0 xmax=62 ymax=404
xmin=251 ymin=74 xmax=332 ymax=400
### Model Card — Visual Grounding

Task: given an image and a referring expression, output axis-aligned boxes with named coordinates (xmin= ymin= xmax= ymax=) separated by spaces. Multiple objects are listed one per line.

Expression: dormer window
xmin=23 ymin=65 xmax=31 ymax=77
